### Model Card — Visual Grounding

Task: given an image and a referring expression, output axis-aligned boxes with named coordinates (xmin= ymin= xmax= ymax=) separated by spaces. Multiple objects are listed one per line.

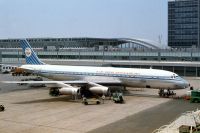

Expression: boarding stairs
xmin=153 ymin=109 xmax=200 ymax=133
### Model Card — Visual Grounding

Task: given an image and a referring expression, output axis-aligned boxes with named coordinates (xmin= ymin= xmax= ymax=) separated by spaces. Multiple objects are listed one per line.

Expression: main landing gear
xmin=158 ymin=89 xmax=176 ymax=97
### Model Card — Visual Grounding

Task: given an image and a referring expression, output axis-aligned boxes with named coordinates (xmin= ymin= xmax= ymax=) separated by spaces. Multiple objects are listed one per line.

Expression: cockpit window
xmin=171 ymin=74 xmax=177 ymax=79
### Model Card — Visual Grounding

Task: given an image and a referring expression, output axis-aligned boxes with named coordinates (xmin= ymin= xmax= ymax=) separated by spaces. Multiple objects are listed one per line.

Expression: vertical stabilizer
xmin=20 ymin=39 xmax=45 ymax=65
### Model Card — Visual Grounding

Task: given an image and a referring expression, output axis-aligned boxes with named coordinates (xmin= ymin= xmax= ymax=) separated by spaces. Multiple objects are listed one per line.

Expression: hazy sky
xmin=0 ymin=0 xmax=168 ymax=43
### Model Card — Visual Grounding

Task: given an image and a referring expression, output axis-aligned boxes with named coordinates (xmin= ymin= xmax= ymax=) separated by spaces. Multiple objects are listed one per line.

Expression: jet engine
xmin=89 ymin=86 xmax=109 ymax=95
xmin=59 ymin=87 xmax=79 ymax=95
xmin=49 ymin=87 xmax=79 ymax=96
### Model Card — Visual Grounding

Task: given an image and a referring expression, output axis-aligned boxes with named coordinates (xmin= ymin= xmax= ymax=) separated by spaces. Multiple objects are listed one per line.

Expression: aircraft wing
xmin=1 ymin=80 xmax=86 ymax=88
xmin=1 ymin=80 xmax=122 ymax=88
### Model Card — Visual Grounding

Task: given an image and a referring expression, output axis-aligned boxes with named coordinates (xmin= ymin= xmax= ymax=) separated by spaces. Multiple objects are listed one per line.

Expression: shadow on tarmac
xmin=124 ymin=91 xmax=160 ymax=98
xmin=88 ymin=99 xmax=200 ymax=133
xmin=13 ymin=96 xmax=80 ymax=104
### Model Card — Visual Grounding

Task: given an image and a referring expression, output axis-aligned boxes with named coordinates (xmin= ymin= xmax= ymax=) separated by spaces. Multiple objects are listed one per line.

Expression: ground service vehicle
xmin=190 ymin=90 xmax=200 ymax=103
xmin=82 ymin=98 xmax=101 ymax=105
xmin=158 ymin=89 xmax=176 ymax=97
xmin=112 ymin=92 xmax=124 ymax=103
xmin=12 ymin=67 xmax=31 ymax=76
xmin=0 ymin=105 xmax=5 ymax=111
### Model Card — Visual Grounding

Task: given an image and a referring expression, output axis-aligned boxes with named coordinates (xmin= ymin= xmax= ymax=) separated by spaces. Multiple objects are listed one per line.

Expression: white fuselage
xmin=20 ymin=65 xmax=189 ymax=90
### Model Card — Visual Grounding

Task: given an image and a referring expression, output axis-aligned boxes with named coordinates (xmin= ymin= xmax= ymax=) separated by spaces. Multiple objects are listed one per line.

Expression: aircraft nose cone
xmin=178 ymin=78 xmax=189 ymax=89
xmin=183 ymin=80 xmax=190 ymax=88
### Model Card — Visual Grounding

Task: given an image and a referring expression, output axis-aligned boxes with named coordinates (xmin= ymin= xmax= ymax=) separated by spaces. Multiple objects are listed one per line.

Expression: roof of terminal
xmin=0 ymin=37 xmax=163 ymax=49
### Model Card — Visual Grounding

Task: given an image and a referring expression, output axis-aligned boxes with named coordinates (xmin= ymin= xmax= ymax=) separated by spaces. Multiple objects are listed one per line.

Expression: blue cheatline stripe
xmin=32 ymin=52 xmax=42 ymax=64
xmin=25 ymin=57 xmax=29 ymax=64
xmin=36 ymin=56 xmax=43 ymax=64
xmin=26 ymin=56 xmax=33 ymax=64
xmin=32 ymin=54 xmax=43 ymax=64
xmin=28 ymin=52 xmax=39 ymax=64
xmin=21 ymin=40 xmax=31 ymax=48
xmin=28 ymin=56 xmax=37 ymax=64
xmin=37 ymin=70 xmax=178 ymax=81
xmin=26 ymin=57 xmax=31 ymax=64
xmin=21 ymin=41 xmax=28 ymax=50
xmin=30 ymin=52 xmax=40 ymax=64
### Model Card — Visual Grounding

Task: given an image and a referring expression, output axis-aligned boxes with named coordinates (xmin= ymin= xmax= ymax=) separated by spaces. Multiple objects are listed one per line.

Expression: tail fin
xmin=20 ymin=39 xmax=45 ymax=65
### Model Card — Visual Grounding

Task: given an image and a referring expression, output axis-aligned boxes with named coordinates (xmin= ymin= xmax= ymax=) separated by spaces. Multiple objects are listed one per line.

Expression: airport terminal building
xmin=0 ymin=37 xmax=200 ymax=77
xmin=0 ymin=38 xmax=162 ymax=49
xmin=0 ymin=37 xmax=199 ymax=62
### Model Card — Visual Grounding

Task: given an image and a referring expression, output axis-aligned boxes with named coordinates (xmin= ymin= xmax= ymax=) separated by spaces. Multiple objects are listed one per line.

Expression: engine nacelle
xmin=89 ymin=86 xmax=109 ymax=95
xmin=49 ymin=87 xmax=79 ymax=96
xmin=59 ymin=87 xmax=79 ymax=95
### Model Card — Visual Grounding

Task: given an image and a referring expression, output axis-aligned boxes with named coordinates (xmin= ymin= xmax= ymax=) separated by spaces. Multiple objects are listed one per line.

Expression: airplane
xmin=2 ymin=40 xmax=190 ymax=98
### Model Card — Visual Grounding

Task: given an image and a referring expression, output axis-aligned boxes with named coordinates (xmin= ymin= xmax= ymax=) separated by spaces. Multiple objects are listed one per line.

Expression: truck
xmin=158 ymin=89 xmax=176 ymax=97
xmin=11 ymin=67 xmax=31 ymax=76
xmin=112 ymin=92 xmax=124 ymax=103
xmin=190 ymin=90 xmax=200 ymax=103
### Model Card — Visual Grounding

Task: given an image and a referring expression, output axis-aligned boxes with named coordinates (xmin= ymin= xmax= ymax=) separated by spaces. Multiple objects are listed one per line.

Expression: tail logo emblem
xmin=25 ymin=48 xmax=32 ymax=57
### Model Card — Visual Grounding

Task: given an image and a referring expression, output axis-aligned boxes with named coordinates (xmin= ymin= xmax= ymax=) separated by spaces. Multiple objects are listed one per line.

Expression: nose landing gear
xmin=158 ymin=89 xmax=176 ymax=97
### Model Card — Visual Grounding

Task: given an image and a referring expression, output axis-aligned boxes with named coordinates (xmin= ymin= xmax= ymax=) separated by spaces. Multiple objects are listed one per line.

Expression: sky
xmin=0 ymin=0 xmax=168 ymax=44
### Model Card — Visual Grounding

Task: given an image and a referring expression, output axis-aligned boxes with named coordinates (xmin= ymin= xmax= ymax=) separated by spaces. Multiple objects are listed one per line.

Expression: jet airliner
xmin=2 ymin=40 xmax=189 ymax=97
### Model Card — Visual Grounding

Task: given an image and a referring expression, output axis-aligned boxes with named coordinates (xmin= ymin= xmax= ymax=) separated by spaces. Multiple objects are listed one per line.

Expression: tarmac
xmin=0 ymin=74 xmax=199 ymax=133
